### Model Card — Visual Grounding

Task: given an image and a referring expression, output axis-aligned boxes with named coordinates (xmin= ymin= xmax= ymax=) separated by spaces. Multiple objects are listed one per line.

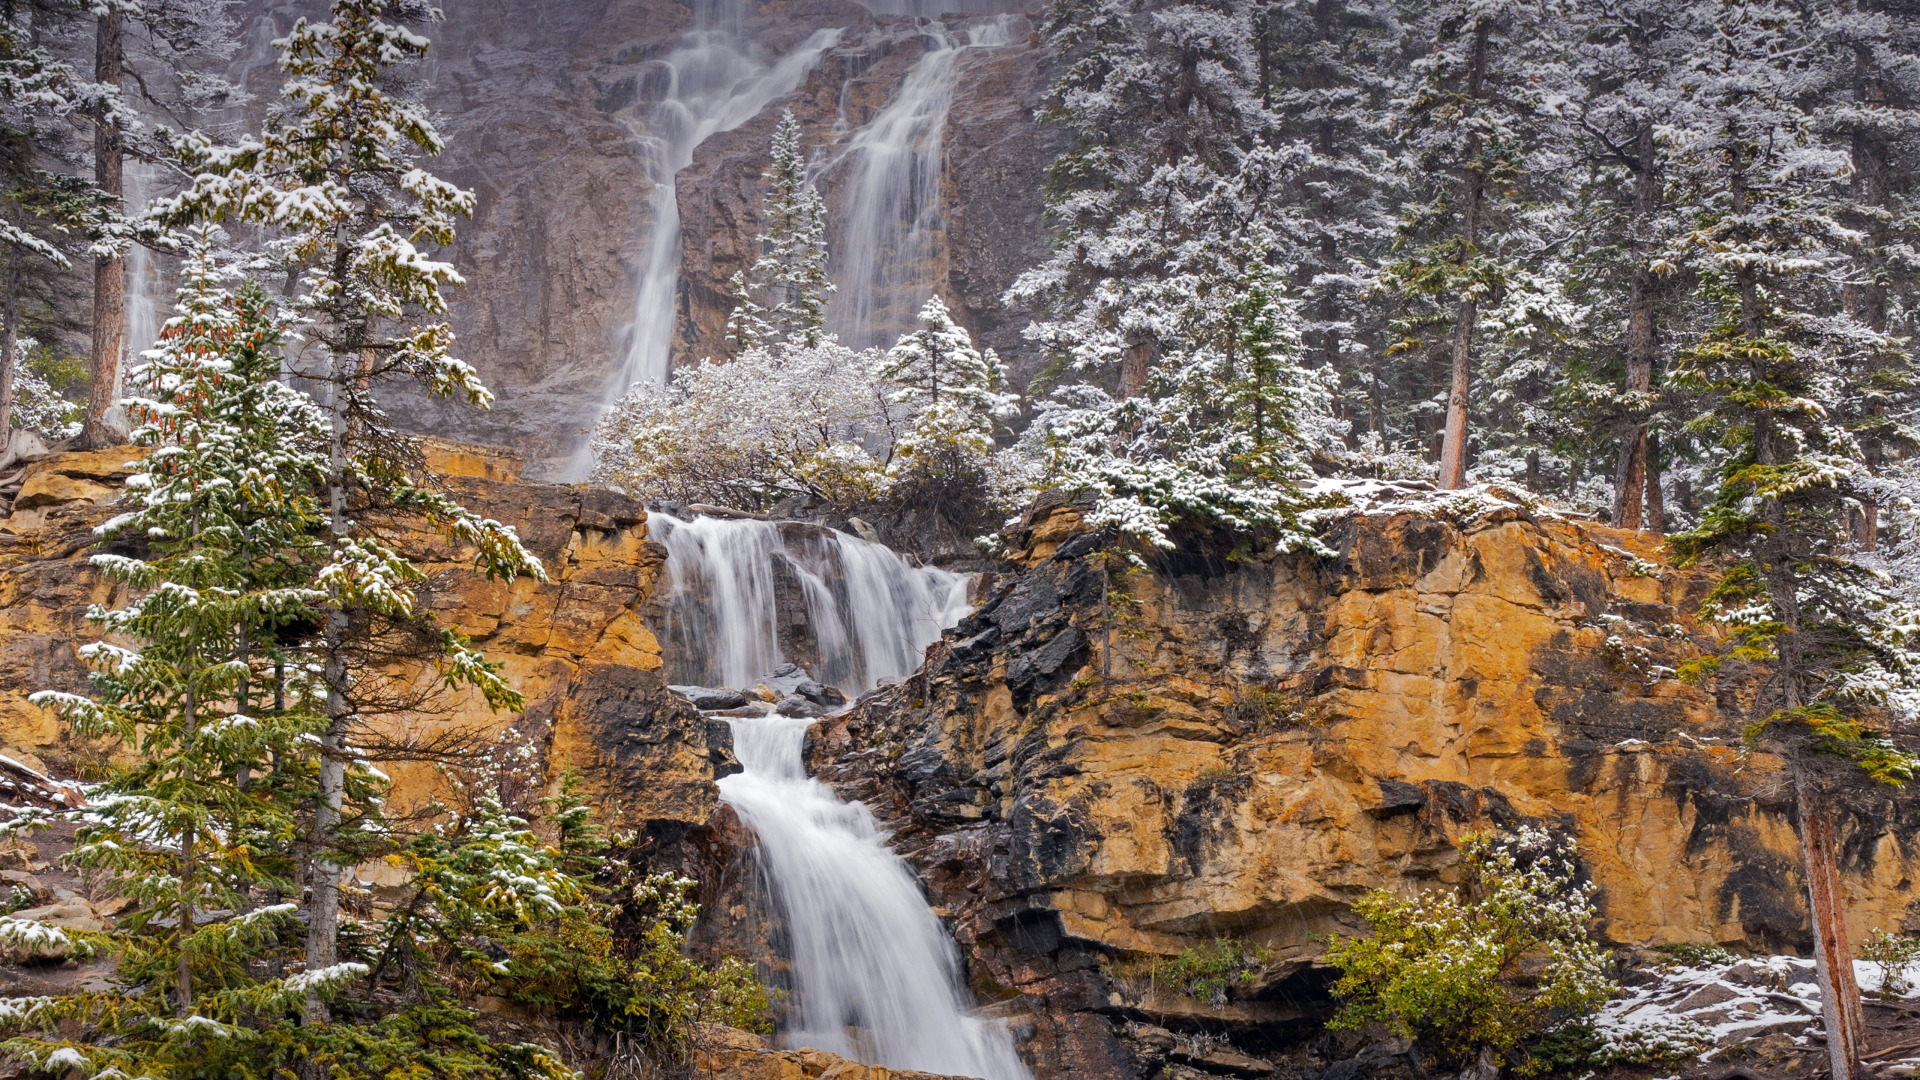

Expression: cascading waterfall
xmin=650 ymin=511 xmax=968 ymax=693
xmin=563 ymin=12 xmax=842 ymax=480
xmin=721 ymin=719 xmax=1030 ymax=1080
xmin=828 ymin=16 xmax=1018 ymax=348
xmin=651 ymin=512 xmax=1028 ymax=1080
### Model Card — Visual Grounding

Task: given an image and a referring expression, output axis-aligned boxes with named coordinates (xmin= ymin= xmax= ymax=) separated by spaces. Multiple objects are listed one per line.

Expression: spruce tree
xmin=726 ymin=110 xmax=834 ymax=352
xmin=153 ymin=0 xmax=546 ymax=1004
xmin=880 ymin=295 xmax=1017 ymax=490
xmin=3 ymin=230 xmax=362 ymax=1078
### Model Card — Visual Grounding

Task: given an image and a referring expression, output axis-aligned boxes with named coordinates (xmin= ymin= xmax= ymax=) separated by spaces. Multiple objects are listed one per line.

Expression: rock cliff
xmin=0 ymin=444 xmax=732 ymax=837
xmin=803 ymin=494 xmax=1920 ymax=1077
xmin=229 ymin=0 xmax=1056 ymax=477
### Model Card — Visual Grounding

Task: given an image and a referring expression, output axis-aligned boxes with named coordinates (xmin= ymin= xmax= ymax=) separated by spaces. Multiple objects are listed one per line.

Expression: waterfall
xmin=562 ymin=19 xmax=843 ymax=480
xmin=612 ymin=23 xmax=843 ymax=398
xmin=720 ymin=719 xmax=1030 ymax=1080
xmin=653 ymin=511 xmax=1026 ymax=1079
xmin=827 ymin=16 xmax=1018 ymax=348
xmin=122 ymin=162 xmax=163 ymax=368
xmin=650 ymin=512 xmax=968 ymax=693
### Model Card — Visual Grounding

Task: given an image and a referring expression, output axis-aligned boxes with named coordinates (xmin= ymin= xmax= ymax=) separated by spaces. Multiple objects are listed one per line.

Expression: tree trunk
xmin=1852 ymin=39 xmax=1889 ymax=552
xmin=82 ymin=9 xmax=125 ymax=449
xmin=1437 ymin=19 xmax=1490 ymax=491
xmin=1794 ymin=757 xmax=1866 ymax=1080
xmin=304 ymin=301 xmax=362 ymax=1018
xmin=1613 ymin=124 xmax=1660 ymax=530
xmin=0 ymin=251 xmax=21 ymax=447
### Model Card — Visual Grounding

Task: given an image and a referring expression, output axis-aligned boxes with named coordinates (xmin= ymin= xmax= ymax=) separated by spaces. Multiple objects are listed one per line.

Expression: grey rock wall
xmin=233 ymin=0 xmax=1056 ymax=479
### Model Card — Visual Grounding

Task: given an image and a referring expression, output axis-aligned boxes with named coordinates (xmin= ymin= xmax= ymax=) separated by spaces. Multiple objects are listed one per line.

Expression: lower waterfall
xmin=652 ymin=512 xmax=1029 ymax=1080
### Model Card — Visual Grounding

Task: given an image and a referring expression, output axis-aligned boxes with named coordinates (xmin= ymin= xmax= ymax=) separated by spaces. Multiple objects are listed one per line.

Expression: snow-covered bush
xmin=1326 ymin=826 xmax=1615 ymax=1076
xmin=590 ymin=339 xmax=902 ymax=511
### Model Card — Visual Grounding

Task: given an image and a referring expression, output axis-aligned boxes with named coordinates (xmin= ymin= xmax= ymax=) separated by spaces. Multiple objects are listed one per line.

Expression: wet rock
xmin=776 ymin=695 xmax=827 ymax=719
xmin=672 ymin=685 xmax=750 ymax=711
xmin=759 ymin=663 xmax=847 ymax=706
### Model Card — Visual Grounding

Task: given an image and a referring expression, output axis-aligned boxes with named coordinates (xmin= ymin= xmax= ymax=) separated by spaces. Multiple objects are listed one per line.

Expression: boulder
xmin=672 ymin=685 xmax=751 ymax=711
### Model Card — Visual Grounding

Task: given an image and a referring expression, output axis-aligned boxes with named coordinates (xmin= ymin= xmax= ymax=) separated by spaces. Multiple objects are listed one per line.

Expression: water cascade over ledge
xmin=650 ymin=513 xmax=1029 ymax=1080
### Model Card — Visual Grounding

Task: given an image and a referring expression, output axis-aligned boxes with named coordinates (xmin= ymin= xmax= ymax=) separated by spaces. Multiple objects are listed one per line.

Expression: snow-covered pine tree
xmin=879 ymin=294 xmax=1018 ymax=492
xmin=1810 ymin=0 xmax=1920 ymax=549
xmin=1257 ymin=0 xmax=1407 ymax=443
xmin=1384 ymin=0 xmax=1566 ymax=489
xmin=1554 ymin=0 xmax=1702 ymax=529
xmin=1662 ymin=4 xmax=1919 ymax=1072
xmin=1009 ymin=252 xmax=1338 ymax=552
xmin=1010 ymin=0 xmax=1277 ymax=399
xmin=4 ymin=230 xmax=365 ymax=1076
xmin=726 ymin=109 xmax=834 ymax=352
xmin=152 ymin=0 xmax=546 ymax=1003
xmin=0 ymin=11 xmax=114 ymax=457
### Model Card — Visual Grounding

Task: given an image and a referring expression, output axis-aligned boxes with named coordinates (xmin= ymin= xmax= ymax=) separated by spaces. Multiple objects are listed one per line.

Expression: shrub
xmin=1325 ymin=826 xmax=1616 ymax=1076
xmin=1862 ymin=928 xmax=1920 ymax=998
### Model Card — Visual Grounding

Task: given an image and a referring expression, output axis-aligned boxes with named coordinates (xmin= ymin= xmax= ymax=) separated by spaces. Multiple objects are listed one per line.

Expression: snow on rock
xmin=1599 ymin=952 xmax=1920 ymax=1066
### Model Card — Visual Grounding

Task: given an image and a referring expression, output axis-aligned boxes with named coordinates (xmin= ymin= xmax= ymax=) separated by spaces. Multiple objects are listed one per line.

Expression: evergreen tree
xmin=1384 ymin=0 xmax=1567 ymax=489
xmin=726 ymin=109 xmax=834 ymax=352
xmin=879 ymin=294 xmax=1018 ymax=490
xmin=154 ymin=0 xmax=546 ymax=1003
xmin=2 ymin=231 xmax=369 ymax=1079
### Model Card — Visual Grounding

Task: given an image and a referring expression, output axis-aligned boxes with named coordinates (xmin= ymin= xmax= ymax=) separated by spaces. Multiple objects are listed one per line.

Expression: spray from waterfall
xmin=828 ymin=16 xmax=1018 ymax=348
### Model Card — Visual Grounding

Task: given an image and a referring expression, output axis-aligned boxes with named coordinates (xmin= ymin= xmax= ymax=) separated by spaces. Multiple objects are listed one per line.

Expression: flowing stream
xmin=829 ymin=15 xmax=1018 ymax=348
xmin=650 ymin=513 xmax=1028 ymax=1080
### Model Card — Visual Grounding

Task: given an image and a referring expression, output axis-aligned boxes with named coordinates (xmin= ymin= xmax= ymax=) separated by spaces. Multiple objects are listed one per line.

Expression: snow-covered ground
xmin=1597 ymin=953 xmax=1920 ymax=1074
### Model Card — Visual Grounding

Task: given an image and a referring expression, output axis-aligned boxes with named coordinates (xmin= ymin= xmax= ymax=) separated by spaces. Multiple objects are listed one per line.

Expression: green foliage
xmin=1326 ymin=827 xmax=1616 ymax=1076
xmin=1746 ymin=704 xmax=1918 ymax=787
xmin=1158 ymin=939 xmax=1276 ymax=1008
xmin=1861 ymin=928 xmax=1920 ymax=998
xmin=381 ymin=773 xmax=772 ymax=1060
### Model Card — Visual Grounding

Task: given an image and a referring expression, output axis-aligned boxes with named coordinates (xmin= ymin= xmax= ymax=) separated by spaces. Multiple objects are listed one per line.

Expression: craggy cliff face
xmin=0 ymin=446 xmax=733 ymax=835
xmin=231 ymin=0 xmax=1056 ymax=478
xmin=803 ymin=496 xmax=1920 ymax=1076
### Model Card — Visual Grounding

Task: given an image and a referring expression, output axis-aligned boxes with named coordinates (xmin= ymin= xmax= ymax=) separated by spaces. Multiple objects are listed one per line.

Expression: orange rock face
xmin=0 ymin=448 xmax=729 ymax=831
xmin=808 ymin=499 xmax=1920 ymax=1073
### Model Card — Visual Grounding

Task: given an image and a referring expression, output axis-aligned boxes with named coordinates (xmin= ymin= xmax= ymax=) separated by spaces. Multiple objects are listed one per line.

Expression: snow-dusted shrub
xmin=590 ymin=339 xmax=903 ymax=511
xmin=1326 ymin=826 xmax=1615 ymax=1075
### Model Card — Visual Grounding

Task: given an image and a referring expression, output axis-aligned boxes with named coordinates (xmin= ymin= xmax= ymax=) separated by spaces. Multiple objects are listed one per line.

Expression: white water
xmin=828 ymin=16 xmax=1018 ymax=348
xmin=123 ymin=162 xmax=162 ymax=368
xmin=564 ymin=17 xmax=843 ymax=480
xmin=651 ymin=512 xmax=968 ymax=693
xmin=654 ymin=512 xmax=1025 ymax=1078
xmin=720 ymin=717 xmax=1029 ymax=1080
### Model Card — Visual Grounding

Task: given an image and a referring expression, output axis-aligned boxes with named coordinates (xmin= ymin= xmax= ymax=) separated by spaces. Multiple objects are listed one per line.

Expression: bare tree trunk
xmin=1794 ymin=758 xmax=1866 ymax=1080
xmin=82 ymin=9 xmax=125 ymax=449
xmin=1123 ymin=339 xmax=1152 ymax=399
xmin=305 ymin=288 xmax=363 ymax=1017
xmin=0 ymin=251 xmax=21 ymax=447
xmin=1614 ymin=125 xmax=1660 ymax=529
xmin=1437 ymin=20 xmax=1490 ymax=491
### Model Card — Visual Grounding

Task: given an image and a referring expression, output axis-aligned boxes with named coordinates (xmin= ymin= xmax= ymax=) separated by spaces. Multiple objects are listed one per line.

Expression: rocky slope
xmin=802 ymin=491 xmax=1920 ymax=1077
xmin=4 ymin=446 xmax=1916 ymax=1078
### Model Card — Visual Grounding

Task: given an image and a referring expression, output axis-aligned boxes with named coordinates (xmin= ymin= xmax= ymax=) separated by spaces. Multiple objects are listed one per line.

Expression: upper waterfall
xmin=828 ymin=15 xmax=1021 ymax=348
